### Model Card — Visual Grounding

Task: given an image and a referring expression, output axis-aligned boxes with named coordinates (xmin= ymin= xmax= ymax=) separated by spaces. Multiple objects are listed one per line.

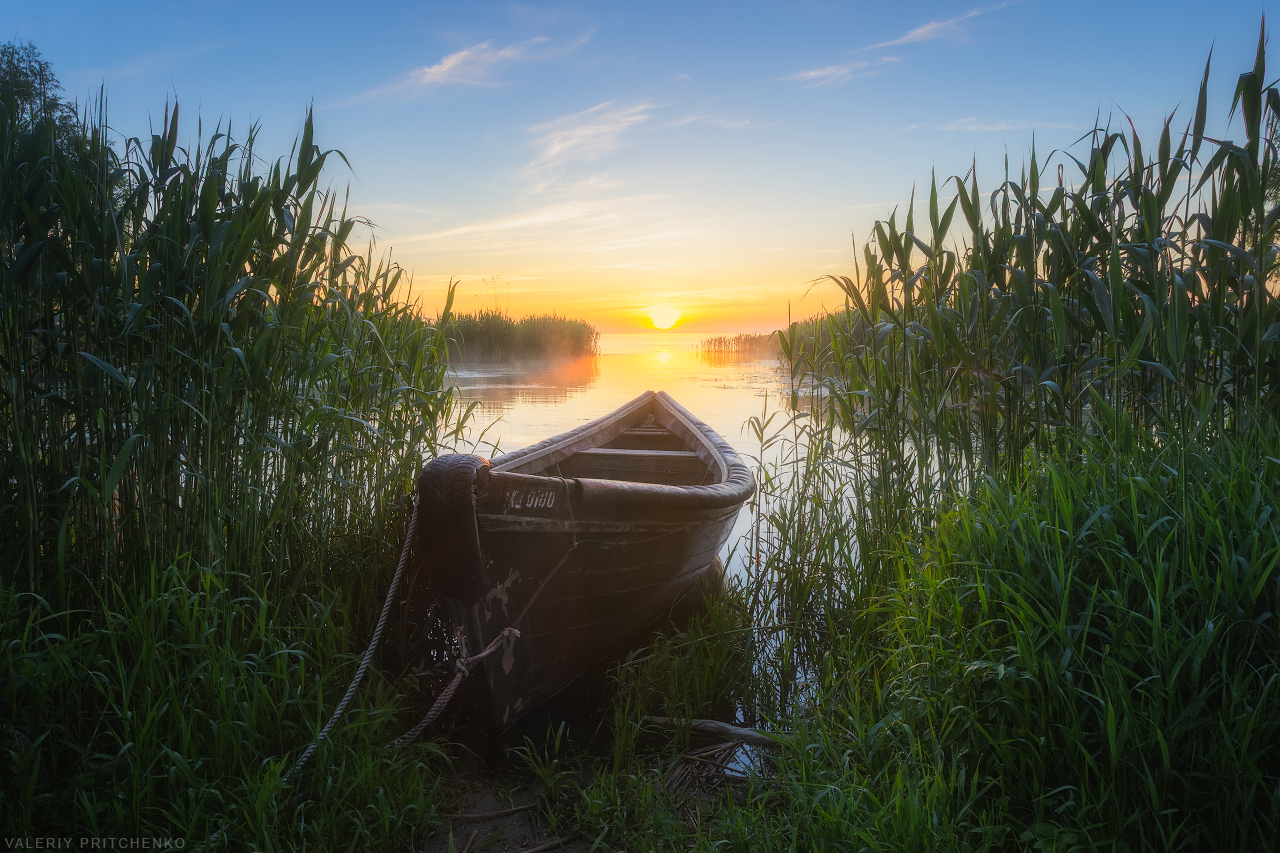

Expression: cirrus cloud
xmin=528 ymin=101 xmax=655 ymax=174
xmin=780 ymin=56 xmax=900 ymax=88
xmin=863 ymin=2 xmax=1018 ymax=50
xmin=350 ymin=32 xmax=590 ymax=103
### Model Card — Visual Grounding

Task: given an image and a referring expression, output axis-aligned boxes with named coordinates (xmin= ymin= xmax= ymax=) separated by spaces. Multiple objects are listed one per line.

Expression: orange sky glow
xmin=403 ymin=258 xmax=855 ymax=334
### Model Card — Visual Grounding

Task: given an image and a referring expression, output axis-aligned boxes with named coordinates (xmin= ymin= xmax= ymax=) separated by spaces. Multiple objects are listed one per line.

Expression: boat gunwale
xmin=487 ymin=391 xmax=755 ymax=510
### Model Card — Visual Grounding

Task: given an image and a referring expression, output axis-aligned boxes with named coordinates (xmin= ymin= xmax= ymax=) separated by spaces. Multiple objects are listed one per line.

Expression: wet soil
xmin=413 ymin=706 xmax=591 ymax=852
xmin=401 ymin=590 xmax=741 ymax=851
xmin=415 ymin=679 xmax=756 ymax=853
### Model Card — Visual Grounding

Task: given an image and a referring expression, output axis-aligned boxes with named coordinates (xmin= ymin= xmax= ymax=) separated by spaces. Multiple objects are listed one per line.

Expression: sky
xmin=5 ymin=1 xmax=1278 ymax=332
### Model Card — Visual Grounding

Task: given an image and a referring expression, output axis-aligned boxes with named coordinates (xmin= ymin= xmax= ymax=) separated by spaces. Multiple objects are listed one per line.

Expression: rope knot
xmin=389 ymin=626 xmax=524 ymax=750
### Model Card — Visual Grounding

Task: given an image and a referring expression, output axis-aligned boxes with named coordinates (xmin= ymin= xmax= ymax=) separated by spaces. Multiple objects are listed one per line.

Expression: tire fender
xmin=415 ymin=454 xmax=492 ymax=605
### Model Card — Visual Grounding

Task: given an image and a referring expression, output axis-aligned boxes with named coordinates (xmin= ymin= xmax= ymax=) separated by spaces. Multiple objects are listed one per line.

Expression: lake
xmin=450 ymin=332 xmax=787 ymax=571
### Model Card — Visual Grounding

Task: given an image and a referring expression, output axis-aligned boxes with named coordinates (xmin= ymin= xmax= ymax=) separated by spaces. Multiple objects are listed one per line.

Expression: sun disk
xmin=647 ymin=305 xmax=682 ymax=329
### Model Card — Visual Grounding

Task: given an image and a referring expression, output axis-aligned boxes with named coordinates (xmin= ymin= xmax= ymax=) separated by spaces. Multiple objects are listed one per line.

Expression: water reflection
xmin=452 ymin=334 xmax=800 ymax=580
xmin=698 ymin=350 xmax=767 ymax=367
xmin=450 ymin=354 xmax=601 ymax=415
xmin=453 ymin=333 xmax=789 ymax=461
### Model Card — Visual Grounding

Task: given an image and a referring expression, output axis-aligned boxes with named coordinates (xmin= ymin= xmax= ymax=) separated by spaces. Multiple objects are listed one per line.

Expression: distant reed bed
xmin=446 ymin=308 xmax=599 ymax=360
xmin=697 ymin=332 xmax=778 ymax=363
xmin=0 ymin=94 xmax=463 ymax=844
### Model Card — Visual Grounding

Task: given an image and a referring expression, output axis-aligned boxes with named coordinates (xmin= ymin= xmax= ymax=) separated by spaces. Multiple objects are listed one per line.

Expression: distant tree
xmin=0 ymin=40 xmax=80 ymax=141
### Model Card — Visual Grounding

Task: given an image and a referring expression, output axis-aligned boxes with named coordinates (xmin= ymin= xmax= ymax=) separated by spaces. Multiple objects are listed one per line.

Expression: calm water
xmin=451 ymin=332 xmax=788 ymax=568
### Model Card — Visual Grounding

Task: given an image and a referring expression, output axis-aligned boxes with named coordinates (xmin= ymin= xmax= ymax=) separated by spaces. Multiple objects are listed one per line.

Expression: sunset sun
xmin=647 ymin=305 xmax=682 ymax=329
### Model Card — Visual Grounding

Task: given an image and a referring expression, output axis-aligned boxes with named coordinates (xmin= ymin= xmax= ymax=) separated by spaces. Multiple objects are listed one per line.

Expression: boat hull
xmin=414 ymin=391 xmax=753 ymax=733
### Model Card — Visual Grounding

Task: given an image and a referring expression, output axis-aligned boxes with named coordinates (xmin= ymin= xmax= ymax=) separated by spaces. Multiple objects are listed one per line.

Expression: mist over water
xmin=451 ymin=332 xmax=788 ymax=570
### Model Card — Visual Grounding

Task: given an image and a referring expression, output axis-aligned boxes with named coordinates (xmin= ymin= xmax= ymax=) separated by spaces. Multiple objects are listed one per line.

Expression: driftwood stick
xmin=516 ymin=835 xmax=576 ymax=853
xmin=459 ymin=829 xmax=478 ymax=853
xmin=642 ymin=715 xmax=789 ymax=747
xmin=678 ymin=751 xmax=734 ymax=770
xmin=446 ymin=802 xmax=538 ymax=820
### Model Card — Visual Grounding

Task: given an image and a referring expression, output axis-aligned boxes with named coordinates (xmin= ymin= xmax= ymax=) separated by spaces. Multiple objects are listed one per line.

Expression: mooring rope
xmin=194 ymin=481 xmax=527 ymax=850
xmin=286 ymin=495 xmax=422 ymax=783
xmin=389 ymin=625 xmax=520 ymax=749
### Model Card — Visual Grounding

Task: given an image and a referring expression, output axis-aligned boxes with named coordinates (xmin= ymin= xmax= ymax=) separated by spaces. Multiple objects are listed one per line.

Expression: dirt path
xmin=415 ymin=683 xmax=597 ymax=853
xmin=420 ymin=747 xmax=593 ymax=853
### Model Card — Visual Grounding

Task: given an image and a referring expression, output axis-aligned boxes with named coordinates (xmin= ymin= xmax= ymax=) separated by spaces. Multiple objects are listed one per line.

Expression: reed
xmin=781 ymin=38 xmax=1280 ymax=505
xmin=555 ymin=24 xmax=1280 ymax=852
xmin=697 ymin=332 xmax=779 ymax=363
xmin=569 ymin=430 xmax=1280 ymax=850
xmin=446 ymin=308 xmax=599 ymax=360
xmin=0 ymin=90 xmax=464 ymax=845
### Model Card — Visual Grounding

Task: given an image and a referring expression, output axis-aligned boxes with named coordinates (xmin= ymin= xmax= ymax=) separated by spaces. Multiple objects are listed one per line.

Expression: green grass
xmin=0 ymin=93 xmax=465 ymax=847
xmin=528 ymin=429 xmax=1280 ymax=851
xmin=446 ymin=308 xmax=599 ymax=360
xmin=876 ymin=438 xmax=1280 ymax=847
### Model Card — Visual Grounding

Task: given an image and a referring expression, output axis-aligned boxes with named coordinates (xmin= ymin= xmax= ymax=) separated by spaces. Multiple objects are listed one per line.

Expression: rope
xmin=197 ymin=491 xmax=520 ymax=851
xmin=198 ymin=498 xmax=424 ymax=852
xmin=388 ymin=626 xmax=520 ymax=749
xmin=286 ymin=496 xmax=421 ymax=782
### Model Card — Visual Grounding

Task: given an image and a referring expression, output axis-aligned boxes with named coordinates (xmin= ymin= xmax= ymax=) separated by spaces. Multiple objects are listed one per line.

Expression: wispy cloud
xmin=528 ymin=101 xmax=654 ymax=173
xmin=398 ymin=203 xmax=590 ymax=244
xmin=780 ymin=57 xmax=899 ymax=87
xmin=781 ymin=5 xmax=1013 ymax=88
xmin=410 ymin=39 xmax=541 ymax=87
xmin=781 ymin=64 xmax=860 ymax=87
xmin=583 ymin=231 xmax=695 ymax=253
xmin=863 ymin=2 xmax=1015 ymax=50
xmin=352 ymin=33 xmax=588 ymax=103
xmin=667 ymin=112 xmax=754 ymax=130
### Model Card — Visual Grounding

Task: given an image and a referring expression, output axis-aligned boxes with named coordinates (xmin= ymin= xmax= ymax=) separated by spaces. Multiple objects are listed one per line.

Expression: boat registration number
xmin=505 ymin=488 xmax=558 ymax=510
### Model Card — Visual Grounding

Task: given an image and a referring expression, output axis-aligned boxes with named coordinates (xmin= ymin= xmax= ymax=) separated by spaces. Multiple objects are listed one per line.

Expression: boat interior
xmin=554 ymin=423 xmax=714 ymax=486
xmin=491 ymin=393 xmax=725 ymax=487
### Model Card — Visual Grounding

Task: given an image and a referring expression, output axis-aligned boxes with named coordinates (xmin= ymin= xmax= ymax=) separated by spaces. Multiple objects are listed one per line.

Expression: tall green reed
xmin=782 ymin=31 xmax=1279 ymax=520
xmin=572 ymin=25 xmax=1280 ymax=852
xmin=1 ymin=89 xmax=464 ymax=846
xmin=871 ymin=438 xmax=1280 ymax=847
xmin=755 ymin=31 xmax=1280 ymax=711
xmin=743 ymin=23 xmax=1280 ymax=848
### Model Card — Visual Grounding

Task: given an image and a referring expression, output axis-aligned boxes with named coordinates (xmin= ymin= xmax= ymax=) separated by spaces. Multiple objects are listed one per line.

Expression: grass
xmin=522 ymin=418 xmax=1280 ymax=852
xmin=445 ymin=308 xmax=599 ymax=361
xmin=0 ymin=93 xmax=466 ymax=847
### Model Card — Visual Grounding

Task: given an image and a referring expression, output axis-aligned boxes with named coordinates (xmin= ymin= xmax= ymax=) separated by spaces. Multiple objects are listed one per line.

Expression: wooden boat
xmin=412 ymin=390 xmax=755 ymax=733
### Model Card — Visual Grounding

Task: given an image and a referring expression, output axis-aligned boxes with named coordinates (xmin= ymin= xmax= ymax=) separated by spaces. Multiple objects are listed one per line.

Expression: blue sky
xmin=6 ymin=1 xmax=1276 ymax=330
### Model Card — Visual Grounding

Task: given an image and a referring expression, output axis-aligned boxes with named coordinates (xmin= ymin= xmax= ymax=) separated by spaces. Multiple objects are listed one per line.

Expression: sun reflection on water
xmin=451 ymin=333 xmax=785 ymax=458
xmin=449 ymin=332 xmax=788 ymax=574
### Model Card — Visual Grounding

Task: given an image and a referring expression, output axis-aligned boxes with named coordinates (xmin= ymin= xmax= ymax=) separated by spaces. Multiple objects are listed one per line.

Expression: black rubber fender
xmin=415 ymin=454 xmax=492 ymax=605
